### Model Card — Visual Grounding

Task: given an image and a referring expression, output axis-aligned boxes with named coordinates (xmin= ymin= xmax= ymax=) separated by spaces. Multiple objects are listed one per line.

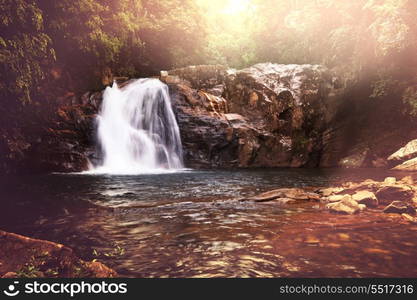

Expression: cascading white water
xmin=91 ymin=78 xmax=183 ymax=174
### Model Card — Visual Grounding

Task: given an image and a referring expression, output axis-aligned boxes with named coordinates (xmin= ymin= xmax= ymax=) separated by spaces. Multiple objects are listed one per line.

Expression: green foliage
xmin=0 ymin=0 xmax=54 ymax=103
xmin=1 ymin=0 xmax=417 ymax=118
xmin=15 ymin=250 xmax=49 ymax=278
xmin=92 ymin=244 xmax=125 ymax=259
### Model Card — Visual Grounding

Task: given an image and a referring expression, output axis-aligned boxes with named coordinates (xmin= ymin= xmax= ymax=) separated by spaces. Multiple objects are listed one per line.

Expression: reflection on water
xmin=1 ymin=168 xmax=417 ymax=277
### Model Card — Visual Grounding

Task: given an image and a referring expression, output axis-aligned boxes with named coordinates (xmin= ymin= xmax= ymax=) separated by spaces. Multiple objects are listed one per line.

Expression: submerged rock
xmin=246 ymin=188 xmax=320 ymax=202
xmin=383 ymin=201 xmax=416 ymax=214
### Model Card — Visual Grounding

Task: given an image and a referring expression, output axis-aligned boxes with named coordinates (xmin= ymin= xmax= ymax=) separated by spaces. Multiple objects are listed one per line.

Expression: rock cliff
xmin=167 ymin=63 xmax=343 ymax=168
xmin=2 ymin=63 xmax=414 ymax=173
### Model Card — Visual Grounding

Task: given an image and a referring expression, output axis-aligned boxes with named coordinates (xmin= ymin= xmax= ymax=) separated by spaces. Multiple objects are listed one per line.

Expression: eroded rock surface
xmin=168 ymin=63 xmax=343 ymax=168
xmin=388 ymin=139 xmax=417 ymax=165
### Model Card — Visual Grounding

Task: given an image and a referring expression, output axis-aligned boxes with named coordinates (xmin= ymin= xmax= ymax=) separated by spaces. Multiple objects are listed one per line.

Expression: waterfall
xmin=91 ymin=79 xmax=184 ymax=174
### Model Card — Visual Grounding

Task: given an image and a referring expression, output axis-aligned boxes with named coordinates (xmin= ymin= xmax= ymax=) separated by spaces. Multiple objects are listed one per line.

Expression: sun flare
xmin=222 ymin=0 xmax=253 ymax=15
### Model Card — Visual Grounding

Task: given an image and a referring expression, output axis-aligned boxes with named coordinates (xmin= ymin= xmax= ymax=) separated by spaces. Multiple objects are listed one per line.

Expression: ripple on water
xmin=4 ymin=168 xmax=417 ymax=277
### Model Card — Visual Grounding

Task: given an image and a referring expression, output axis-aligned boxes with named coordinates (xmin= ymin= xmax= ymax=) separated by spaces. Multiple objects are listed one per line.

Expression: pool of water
xmin=1 ymin=168 xmax=417 ymax=277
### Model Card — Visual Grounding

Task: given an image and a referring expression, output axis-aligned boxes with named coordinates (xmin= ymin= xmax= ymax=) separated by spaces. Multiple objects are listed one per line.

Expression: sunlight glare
xmin=222 ymin=0 xmax=253 ymax=15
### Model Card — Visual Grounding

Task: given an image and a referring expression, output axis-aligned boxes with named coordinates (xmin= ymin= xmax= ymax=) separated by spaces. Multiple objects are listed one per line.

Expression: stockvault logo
xmin=3 ymin=281 xmax=20 ymax=297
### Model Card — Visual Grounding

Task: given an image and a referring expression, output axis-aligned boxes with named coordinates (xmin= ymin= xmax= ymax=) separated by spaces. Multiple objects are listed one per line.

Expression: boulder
xmin=351 ymin=191 xmax=378 ymax=207
xmin=326 ymin=196 xmax=366 ymax=214
xmin=393 ymin=157 xmax=417 ymax=171
xmin=388 ymin=139 xmax=417 ymax=164
xmin=338 ymin=148 xmax=369 ymax=168
xmin=383 ymin=201 xmax=416 ymax=214
xmin=323 ymin=194 xmax=351 ymax=203
xmin=336 ymin=180 xmax=380 ymax=195
xmin=383 ymin=177 xmax=397 ymax=185
xmin=375 ymin=185 xmax=414 ymax=204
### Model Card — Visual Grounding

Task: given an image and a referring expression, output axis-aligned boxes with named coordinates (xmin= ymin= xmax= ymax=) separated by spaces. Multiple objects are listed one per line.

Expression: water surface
xmin=1 ymin=168 xmax=417 ymax=277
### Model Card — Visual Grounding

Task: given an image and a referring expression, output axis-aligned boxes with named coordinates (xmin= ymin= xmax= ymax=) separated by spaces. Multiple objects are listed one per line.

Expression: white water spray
xmin=91 ymin=79 xmax=183 ymax=174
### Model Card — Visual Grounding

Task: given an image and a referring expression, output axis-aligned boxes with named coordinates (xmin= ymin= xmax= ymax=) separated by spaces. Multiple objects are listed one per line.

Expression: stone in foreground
xmin=383 ymin=177 xmax=396 ymax=185
xmin=318 ymin=187 xmax=344 ymax=197
xmin=351 ymin=191 xmax=378 ymax=207
xmin=383 ymin=201 xmax=416 ymax=214
xmin=0 ymin=230 xmax=117 ymax=278
xmin=375 ymin=185 xmax=414 ymax=204
xmin=323 ymin=194 xmax=350 ymax=203
xmin=326 ymin=196 xmax=366 ymax=214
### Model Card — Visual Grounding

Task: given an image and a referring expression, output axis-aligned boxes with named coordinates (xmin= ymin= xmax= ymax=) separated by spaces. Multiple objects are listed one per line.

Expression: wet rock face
xmin=387 ymin=139 xmax=417 ymax=171
xmin=0 ymin=91 xmax=102 ymax=174
xmin=393 ymin=157 xmax=417 ymax=171
xmin=170 ymin=84 xmax=238 ymax=168
xmin=170 ymin=63 xmax=342 ymax=168
xmin=388 ymin=139 xmax=417 ymax=165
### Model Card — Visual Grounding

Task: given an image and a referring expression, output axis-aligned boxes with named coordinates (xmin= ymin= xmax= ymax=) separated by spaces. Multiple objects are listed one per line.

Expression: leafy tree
xmin=0 ymin=0 xmax=54 ymax=104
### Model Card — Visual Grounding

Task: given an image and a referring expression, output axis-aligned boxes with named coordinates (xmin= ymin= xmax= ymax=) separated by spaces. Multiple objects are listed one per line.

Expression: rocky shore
xmin=241 ymin=176 xmax=417 ymax=222
xmin=0 ymin=230 xmax=117 ymax=278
